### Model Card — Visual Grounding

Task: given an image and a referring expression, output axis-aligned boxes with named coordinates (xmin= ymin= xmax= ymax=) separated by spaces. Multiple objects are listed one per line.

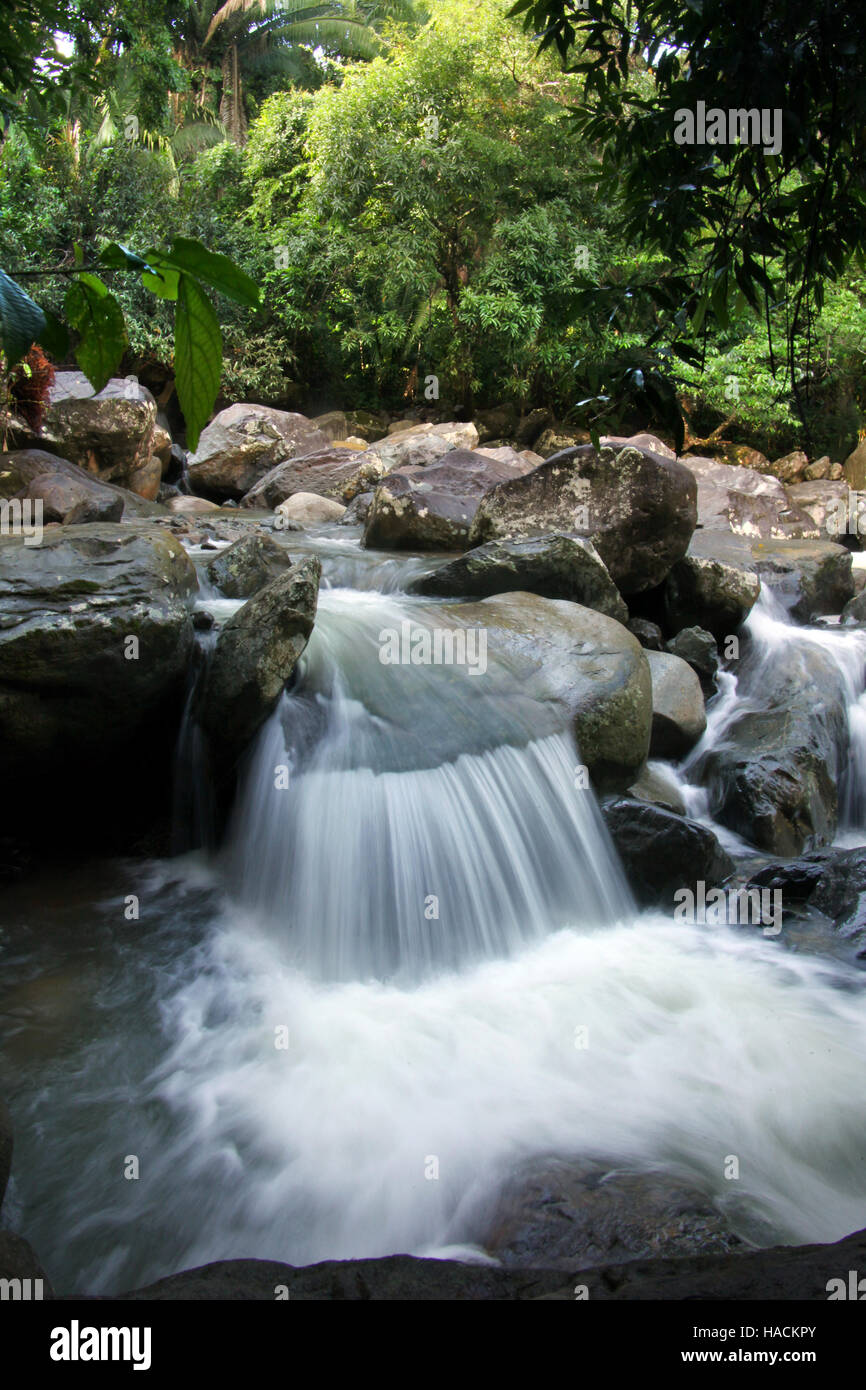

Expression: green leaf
xmin=174 ymin=274 xmax=222 ymax=453
xmin=0 ymin=268 xmax=47 ymax=366
xmin=167 ymin=238 xmax=260 ymax=308
xmin=100 ymin=242 xmax=156 ymax=275
xmin=38 ymin=307 xmax=69 ymax=360
xmin=65 ymin=275 xmax=128 ymax=392
xmin=141 ymin=251 xmax=180 ymax=301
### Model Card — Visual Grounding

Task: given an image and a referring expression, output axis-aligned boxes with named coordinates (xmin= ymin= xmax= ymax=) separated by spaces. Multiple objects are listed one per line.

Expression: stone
xmin=205 ymin=532 xmax=293 ymax=599
xmin=340 ymin=492 xmax=374 ymax=526
xmin=626 ymin=618 xmax=664 ymax=650
xmin=187 ymin=405 xmax=330 ymax=499
xmin=843 ymin=438 xmax=866 ymax=490
xmin=603 ymin=799 xmax=734 ymax=908
xmin=13 ymin=371 xmax=159 ymax=490
xmin=240 ymin=448 xmax=372 ymax=508
xmin=0 ymin=1096 xmax=11 ymax=1213
xmin=23 ymin=472 xmax=123 ymax=525
xmin=275 ymin=493 xmax=346 ymax=524
xmin=199 ymin=558 xmax=320 ymax=760
xmin=767 ymin=450 xmax=809 ymax=485
xmin=804 ymin=456 xmax=831 ymax=481
xmin=645 ymin=649 xmax=707 ymax=758
xmin=680 ymin=453 xmax=820 ymax=538
xmin=469 ymin=443 xmax=697 ymax=595
xmin=0 ymin=1231 xmax=53 ymax=1298
xmin=167 ymin=495 xmax=222 ymax=515
xmin=364 ymin=449 xmax=534 ymax=551
xmin=0 ymin=448 xmax=163 ymax=520
xmin=785 ymin=480 xmax=848 ymax=537
xmin=408 ymin=533 xmax=628 ymax=621
xmin=126 ymin=455 xmax=163 ymax=501
xmin=664 ymin=626 xmax=719 ymax=689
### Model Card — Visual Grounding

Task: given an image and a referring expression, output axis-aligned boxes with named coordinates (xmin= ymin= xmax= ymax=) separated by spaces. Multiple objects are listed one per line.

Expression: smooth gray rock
xmin=645 ymin=649 xmax=707 ymax=758
xmin=188 ymin=405 xmax=330 ymax=500
xmin=205 ymin=532 xmax=293 ymax=599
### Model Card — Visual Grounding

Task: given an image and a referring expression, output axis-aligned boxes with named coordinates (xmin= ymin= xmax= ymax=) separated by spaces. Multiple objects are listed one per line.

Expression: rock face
xmin=485 ymin=1160 xmax=741 ymax=1270
xmin=14 ymin=371 xmax=160 ymax=495
xmin=205 ymin=533 xmax=293 ymax=599
xmin=240 ymin=448 xmax=373 ymax=508
xmin=0 ymin=523 xmax=197 ymax=841
xmin=696 ymin=642 xmax=850 ymax=854
xmin=409 ymin=533 xmax=628 ymax=621
xmin=603 ymin=799 xmax=733 ymax=908
xmin=276 ymin=493 xmax=346 ymax=524
xmin=447 ymin=593 xmax=651 ymax=788
xmin=681 ymin=454 xmax=820 ymax=538
xmin=645 ymin=649 xmax=707 ymax=757
xmin=187 ymin=405 xmax=330 ymax=499
xmin=468 ymin=444 xmax=698 ymax=595
xmin=0 ymin=448 xmax=164 ymax=520
xmin=199 ymin=557 xmax=320 ymax=760
xmin=363 ymin=449 xmax=533 ymax=551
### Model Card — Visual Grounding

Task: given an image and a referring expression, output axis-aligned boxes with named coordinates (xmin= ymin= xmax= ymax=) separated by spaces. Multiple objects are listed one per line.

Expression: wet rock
xmin=199 ymin=558 xmax=320 ymax=760
xmin=364 ymin=449 xmax=533 ymax=551
xmin=409 ymin=533 xmax=627 ymax=621
xmin=276 ymin=493 xmax=346 ymax=524
xmin=603 ymin=799 xmax=733 ymax=907
xmin=842 ymin=591 xmax=866 ymax=625
xmin=669 ymin=531 xmax=853 ymax=627
xmin=664 ymin=533 xmax=761 ymax=639
xmin=665 ymin=626 xmax=719 ymax=691
xmin=469 ymin=443 xmax=697 ymax=595
xmin=0 ymin=1231 xmax=53 ymax=1298
xmin=748 ymin=847 xmax=866 ymax=953
xmin=205 ymin=533 xmax=293 ymax=599
xmin=681 ymin=453 xmax=819 ymax=538
xmin=626 ymin=617 xmax=664 ymax=650
xmin=626 ymin=761 xmax=687 ymax=815
xmin=339 ymin=492 xmax=373 ymax=526
xmin=187 ymin=405 xmax=330 ymax=500
xmin=645 ymin=649 xmax=706 ymax=758
xmin=311 ymin=410 xmax=347 ymax=441
xmin=485 ymin=1159 xmax=742 ymax=1270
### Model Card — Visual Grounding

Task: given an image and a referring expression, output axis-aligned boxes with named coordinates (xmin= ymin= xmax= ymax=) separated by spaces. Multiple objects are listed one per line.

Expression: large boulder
xmin=695 ymin=641 xmax=850 ymax=854
xmin=199 ymin=558 xmax=320 ymax=760
xmin=0 ymin=448 xmax=164 ymax=520
xmin=443 ymin=593 xmax=651 ymax=789
xmin=276 ymin=493 xmax=346 ymax=525
xmin=187 ymin=405 xmax=330 ymax=500
xmin=785 ymin=480 xmax=848 ymax=537
xmin=363 ymin=449 xmax=534 ymax=551
xmin=664 ymin=534 xmax=762 ymax=638
xmin=485 ymin=1159 xmax=741 ymax=1270
xmin=843 ymin=438 xmax=866 ymax=490
xmin=240 ymin=448 xmax=374 ymax=509
xmin=468 ymin=443 xmax=698 ymax=595
xmin=602 ymin=798 xmax=733 ymax=908
xmin=408 ymin=533 xmax=628 ymax=621
xmin=680 ymin=454 xmax=819 ymax=538
xmin=0 ymin=1096 xmax=11 ymax=1213
xmin=12 ymin=371 xmax=160 ymax=494
xmin=0 ymin=524 xmax=197 ymax=840
xmin=645 ymin=649 xmax=706 ymax=757
xmin=205 ymin=532 xmax=293 ymax=599
xmin=750 ymin=847 xmax=866 ymax=956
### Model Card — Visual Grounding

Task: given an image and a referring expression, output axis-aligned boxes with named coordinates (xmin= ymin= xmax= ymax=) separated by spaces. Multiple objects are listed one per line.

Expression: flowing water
xmin=2 ymin=527 xmax=866 ymax=1294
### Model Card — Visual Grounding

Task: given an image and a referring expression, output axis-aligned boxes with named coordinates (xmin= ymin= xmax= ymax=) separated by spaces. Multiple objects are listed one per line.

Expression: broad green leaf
xmin=0 ymin=268 xmax=47 ymax=366
xmin=65 ymin=276 xmax=128 ymax=392
xmin=174 ymin=274 xmax=222 ymax=453
xmin=100 ymin=242 xmax=156 ymax=275
xmin=168 ymin=238 xmax=260 ymax=308
xmin=38 ymin=307 xmax=69 ymax=360
xmin=141 ymin=251 xmax=180 ymax=301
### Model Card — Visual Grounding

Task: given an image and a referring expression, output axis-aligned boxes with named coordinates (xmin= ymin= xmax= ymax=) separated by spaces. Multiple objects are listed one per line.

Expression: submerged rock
xmin=199 ymin=558 xmax=321 ymax=760
xmin=468 ymin=443 xmax=697 ymax=594
xmin=409 ymin=533 xmax=627 ymax=621
xmin=602 ymin=799 xmax=733 ymax=908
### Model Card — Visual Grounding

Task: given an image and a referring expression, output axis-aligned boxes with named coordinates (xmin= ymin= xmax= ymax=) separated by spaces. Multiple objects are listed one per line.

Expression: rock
xmin=151 ymin=423 xmax=173 ymax=469
xmin=340 ymin=491 xmax=374 ymax=526
xmin=696 ymin=641 xmax=849 ymax=853
xmin=785 ymin=480 xmax=848 ymax=536
xmin=363 ymin=422 xmax=479 ymax=476
xmin=601 ymin=433 xmax=677 ymax=460
xmin=469 ymin=443 xmax=697 ymax=595
xmin=0 ymin=524 xmax=197 ymax=840
xmin=749 ymin=847 xmax=866 ymax=954
xmin=747 ymin=850 xmax=837 ymax=901
xmin=843 ymin=438 xmax=866 ymax=490
xmin=126 ymin=455 xmax=163 ymax=501
xmin=0 ymin=1231 xmax=53 ymax=1298
xmin=205 ymin=533 xmax=292 ymax=599
xmin=24 ymin=472 xmax=124 ymax=525
xmin=168 ymin=495 xmax=222 ymax=515
xmin=311 ymin=410 xmax=347 ymax=441
xmin=534 ymin=427 xmax=590 ymax=458
xmin=485 ymin=1159 xmax=741 ymax=1270
xmin=514 ymin=408 xmax=551 ymax=448
xmin=13 ymin=371 xmax=159 ymax=490
xmin=0 ymin=1096 xmax=11 ymax=1212
xmin=626 ymin=761 xmax=687 ymax=814
xmin=603 ymin=799 xmax=734 ymax=908
xmin=199 ymin=558 xmax=320 ymax=760
xmin=275 ymin=493 xmax=346 ymax=524
xmin=187 ymin=405 xmax=330 ymax=499
xmin=664 ymin=534 xmax=761 ymax=638
xmin=745 ymin=537 xmax=853 ymax=622
xmin=829 ymin=462 xmax=844 ymax=481
xmin=344 ymin=409 xmax=389 ymax=442
xmin=475 ymin=446 xmax=543 ymax=470
xmin=715 ymin=443 xmax=771 ymax=472
xmin=626 ymin=618 xmax=664 ymax=650
xmin=473 ymin=404 xmax=519 ymax=443
xmin=644 ymin=649 xmax=706 ymax=758
xmin=446 ymin=593 xmax=651 ymax=789
xmin=767 ymin=450 xmax=809 ymax=484
xmin=408 ymin=533 xmax=628 ymax=621
xmin=680 ymin=453 xmax=820 ymax=538
xmin=841 ymin=591 xmax=866 ymax=625
xmin=341 ymin=436 xmax=368 ymax=450
xmin=804 ymin=456 xmax=831 ymax=481
xmin=665 ymin=626 xmax=719 ymax=690
xmin=0 ymin=448 xmax=163 ymax=520
xmin=240 ymin=448 xmax=372 ymax=508
xmin=364 ymin=449 xmax=534 ymax=551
